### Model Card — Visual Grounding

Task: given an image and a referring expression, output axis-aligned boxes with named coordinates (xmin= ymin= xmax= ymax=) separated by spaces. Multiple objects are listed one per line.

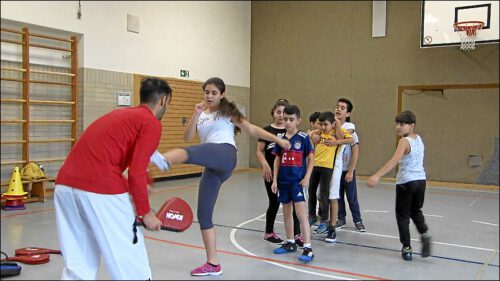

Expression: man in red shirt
xmin=54 ymin=77 xmax=172 ymax=280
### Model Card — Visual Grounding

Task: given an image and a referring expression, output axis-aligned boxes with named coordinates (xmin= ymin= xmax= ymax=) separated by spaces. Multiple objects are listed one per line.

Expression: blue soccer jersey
xmin=272 ymin=131 xmax=314 ymax=184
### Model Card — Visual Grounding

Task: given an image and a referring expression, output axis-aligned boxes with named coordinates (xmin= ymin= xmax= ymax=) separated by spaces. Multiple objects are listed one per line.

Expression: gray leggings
xmin=184 ymin=143 xmax=237 ymax=230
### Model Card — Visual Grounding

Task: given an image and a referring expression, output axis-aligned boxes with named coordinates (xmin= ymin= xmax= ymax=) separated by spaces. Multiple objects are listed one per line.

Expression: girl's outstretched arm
xmin=235 ymin=118 xmax=291 ymax=150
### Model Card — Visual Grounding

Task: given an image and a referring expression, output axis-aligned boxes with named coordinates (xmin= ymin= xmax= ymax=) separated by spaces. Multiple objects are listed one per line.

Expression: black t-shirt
xmin=258 ymin=125 xmax=287 ymax=168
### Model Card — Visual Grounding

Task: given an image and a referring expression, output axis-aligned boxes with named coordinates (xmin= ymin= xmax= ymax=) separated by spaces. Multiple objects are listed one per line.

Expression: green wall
xmin=249 ymin=1 xmax=499 ymax=184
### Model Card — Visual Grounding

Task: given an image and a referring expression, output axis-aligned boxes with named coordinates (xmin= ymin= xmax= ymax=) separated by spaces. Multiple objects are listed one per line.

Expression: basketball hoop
xmin=453 ymin=21 xmax=484 ymax=51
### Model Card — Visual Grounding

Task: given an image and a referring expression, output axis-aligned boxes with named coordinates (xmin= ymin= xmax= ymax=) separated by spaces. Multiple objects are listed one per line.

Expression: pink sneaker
xmin=191 ymin=262 xmax=222 ymax=276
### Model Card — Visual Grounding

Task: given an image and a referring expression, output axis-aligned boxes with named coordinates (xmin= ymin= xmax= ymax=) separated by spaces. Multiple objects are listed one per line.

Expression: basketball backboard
xmin=421 ymin=1 xmax=499 ymax=48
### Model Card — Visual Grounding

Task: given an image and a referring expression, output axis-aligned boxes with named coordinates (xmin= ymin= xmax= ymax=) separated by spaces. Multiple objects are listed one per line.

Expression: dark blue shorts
xmin=278 ymin=181 xmax=306 ymax=204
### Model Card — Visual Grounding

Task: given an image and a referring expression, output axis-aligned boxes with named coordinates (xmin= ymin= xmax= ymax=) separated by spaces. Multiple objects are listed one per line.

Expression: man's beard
xmin=156 ymin=104 xmax=167 ymax=120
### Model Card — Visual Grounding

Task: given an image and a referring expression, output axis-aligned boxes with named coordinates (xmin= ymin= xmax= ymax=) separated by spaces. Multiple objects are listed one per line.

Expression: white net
xmin=454 ymin=21 xmax=484 ymax=51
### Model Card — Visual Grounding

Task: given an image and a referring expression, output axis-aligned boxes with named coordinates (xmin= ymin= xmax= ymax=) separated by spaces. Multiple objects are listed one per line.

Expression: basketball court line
xmin=472 ymin=220 xmax=499 ymax=227
xmin=423 ymin=213 xmax=443 ymax=218
xmin=2 ymin=204 xmax=496 ymax=256
xmin=228 ymin=213 xmax=365 ymax=280
xmin=322 ymin=225 xmax=498 ymax=254
xmin=206 ymin=213 xmax=500 ymax=268
xmin=262 ymin=218 xmax=495 ymax=254
xmin=475 ymin=250 xmax=499 ymax=280
xmin=145 ymin=232 xmax=387 ymax=280
xmin=469 ymin=195 xmax=483 ymax=207
xmin=1 ymin=208 xmax=54 ymax=218
xmin=5 ymin=204 xmax=494 ymax=267
xmin=256 ymin=217 xmax=283 ymax=223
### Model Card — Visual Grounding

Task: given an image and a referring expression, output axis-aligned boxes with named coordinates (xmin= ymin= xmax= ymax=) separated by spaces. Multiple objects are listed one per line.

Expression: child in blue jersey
xmin=256 ymin=98 xmax=304 ymax=246
xmin=271 ymin=105 xmax=315 ymax=262
xmin=368 ymin=111 xmax=431 ymax=261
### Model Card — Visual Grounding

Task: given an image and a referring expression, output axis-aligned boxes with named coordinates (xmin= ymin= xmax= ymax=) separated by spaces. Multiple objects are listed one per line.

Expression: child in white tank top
xmin=367 ymin=111 xmax=431 ymax=262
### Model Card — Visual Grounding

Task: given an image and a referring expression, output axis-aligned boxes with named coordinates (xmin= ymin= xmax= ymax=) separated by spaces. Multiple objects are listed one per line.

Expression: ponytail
xmin=219 ymin=98 xmax=244 ymax=134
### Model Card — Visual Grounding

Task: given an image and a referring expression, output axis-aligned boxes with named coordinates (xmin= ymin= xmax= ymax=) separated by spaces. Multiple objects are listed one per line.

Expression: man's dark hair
xmin=140 ymin=78 xmax=172 ymax=106
xmin=284 ymin=105 xmax=301 ymax=118
xmin=309 ymin=111 xmax=321 ymax=123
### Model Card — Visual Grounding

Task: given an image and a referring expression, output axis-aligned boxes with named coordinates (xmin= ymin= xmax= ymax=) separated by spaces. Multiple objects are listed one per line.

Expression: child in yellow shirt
xmin=309 ymin=111 xmax=353 ymax=237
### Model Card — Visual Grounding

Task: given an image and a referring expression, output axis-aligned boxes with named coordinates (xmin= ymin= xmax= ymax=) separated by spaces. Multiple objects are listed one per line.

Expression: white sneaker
xmin=150 ymin=150 xmax=170 ymax=171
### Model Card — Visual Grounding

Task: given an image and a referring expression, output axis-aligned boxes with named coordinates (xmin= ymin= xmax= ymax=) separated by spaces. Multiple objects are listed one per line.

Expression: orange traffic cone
xmin=2 ymin=167 xmax=28 ymax=210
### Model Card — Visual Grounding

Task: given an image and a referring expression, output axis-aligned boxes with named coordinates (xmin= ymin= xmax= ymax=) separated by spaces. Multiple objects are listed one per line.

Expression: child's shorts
xmin=329 ymin=145 xmax=347 ymax=200
xmin=329 ymin=176 xmax=340 ymax=200
xmin=278 ymin=181 xmax=306 ymax=204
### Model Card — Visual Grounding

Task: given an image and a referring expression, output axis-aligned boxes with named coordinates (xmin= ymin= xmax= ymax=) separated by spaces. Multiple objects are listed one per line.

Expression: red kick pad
xmin=135 ymin=197 xmax=193 ymax=232
xmin=5 ymin=254 xmax=50 ymax=265
xmin=15 ymin=247 xmax=61 ymax=256
xmin=156 ymin=197 xmax=193 ymax=232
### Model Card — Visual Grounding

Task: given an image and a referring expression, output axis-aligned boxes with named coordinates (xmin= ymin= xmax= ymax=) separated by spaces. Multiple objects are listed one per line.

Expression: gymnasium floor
xmin=1 ymin=170 xmax=498 ymax=280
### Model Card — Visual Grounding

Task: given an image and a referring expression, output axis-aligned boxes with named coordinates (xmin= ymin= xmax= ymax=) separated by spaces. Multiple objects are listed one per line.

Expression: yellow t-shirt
xmin=314 ymin=128 xmax=351 ymax=169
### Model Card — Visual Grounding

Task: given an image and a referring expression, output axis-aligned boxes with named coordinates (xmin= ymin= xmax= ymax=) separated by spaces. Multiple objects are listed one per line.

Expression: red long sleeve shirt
xmin=56 ymin=105 xmax=161 ymax=216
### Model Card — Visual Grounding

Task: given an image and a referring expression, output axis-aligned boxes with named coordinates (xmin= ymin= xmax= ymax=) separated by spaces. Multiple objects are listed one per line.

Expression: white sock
xmin=304 ymin=243 xmax=311 ymax=249
xmin=150 ymin=150 xmax=170 ymax=171
xmin=287 ymin=239 xmax=295 ymax=244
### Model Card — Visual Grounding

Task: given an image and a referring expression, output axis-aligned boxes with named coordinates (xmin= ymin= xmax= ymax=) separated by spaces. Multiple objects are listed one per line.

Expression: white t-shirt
xmin=341 ymin=122 xmax=359 ymax=171
xmin=196 ymin=111 xmax=236 ymax=148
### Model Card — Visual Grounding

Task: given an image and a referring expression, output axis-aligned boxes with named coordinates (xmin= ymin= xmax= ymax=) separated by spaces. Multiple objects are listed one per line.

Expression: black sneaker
xmin=421 ymin=234 xmax=431 ymax=258
xmin=325 ymin=226 xmax=337 ymax=243
xmin=335 ymin=219 xmax=346 ymax=228
xmin=264 ymin=232 xmax=284 ymax=244
xmin=294 ymin=234 xmax=304 ymax=248
xmin=298 ymin=247 xmax=314 ymax=262
xmin=401 ymin=246 xmax=413 ymax=261
xmin=355 ymin=222 xmax=366 ymax=232
xmin=273 ymin=242 xmax=297 ymax=254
